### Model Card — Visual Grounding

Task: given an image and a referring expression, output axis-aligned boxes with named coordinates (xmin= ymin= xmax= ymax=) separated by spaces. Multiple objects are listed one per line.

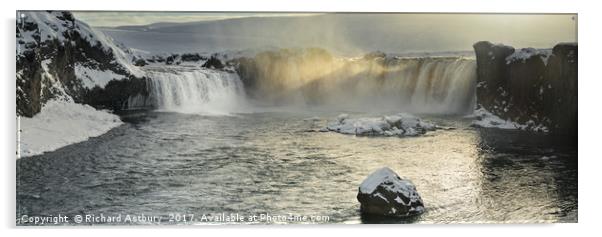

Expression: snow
xmin=20 ymin=11 xmax=71 ymax=42
xmin=359 ymin=167 xmax=420 ymax=203
xmin=18 ymin=100 xmax=123 ymax=158
xmin=505 ymin=48 xmax=553 ymax=65
xmin=74 ymin=19 xmax=144 ymax=78
xmin=358 ymin=167 xmax=424 ymax=216
xmin=75 ymin=63 xmax=126 ymax=88
xmin=470 ymin=108 xmax=521 ymax=129
xmin=360 ymin=167 xmax=399 ymax=193
xmin=39 ymin=59 xmax=71 ymax=101
xmin=18 ymin=11 xmax=144 ymax=87
xmin=470 ymin=108 xmax=549 ymax=132
xmin=394 ymin=196 xmax=405 ymax=205
xmin=556 ymin=42 xmax=578 ymax=47
xmin=325 ymin=113 xmax=436 ymax=137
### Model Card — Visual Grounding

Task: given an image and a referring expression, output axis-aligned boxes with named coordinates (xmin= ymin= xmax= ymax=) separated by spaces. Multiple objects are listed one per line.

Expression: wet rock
xmin=357 ymin=167 xmax=425 ymax=217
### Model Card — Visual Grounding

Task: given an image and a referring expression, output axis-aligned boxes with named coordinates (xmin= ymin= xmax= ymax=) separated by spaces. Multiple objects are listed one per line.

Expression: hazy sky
xmin=73 ymin=12 xmax=577 ymax=54
xmin=74 ymin=12 xmax=319 ymax=27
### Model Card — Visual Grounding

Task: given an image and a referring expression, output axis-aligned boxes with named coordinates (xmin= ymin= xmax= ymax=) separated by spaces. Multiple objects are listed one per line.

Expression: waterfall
xmin=238 ymin=49 xmax=477 ymax=114
xmin=134 ymin=50 xmax=477 ymax=115
xmin=143 ymin=67 xmax=248 ymax=115
xmin=384 ymin=58 xmax=477 ymax=114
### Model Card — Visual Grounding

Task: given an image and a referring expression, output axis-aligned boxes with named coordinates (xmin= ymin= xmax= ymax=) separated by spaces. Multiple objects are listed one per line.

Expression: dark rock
xmin=133 ymin=57 xmax=147 ymax=66
xmin=202 ymin=55 xmax=224 ymax=69
xmin=473 ymin=41 xmax=514 ymax=91
xmin=165 ymin=54 xmax=178 ymax=65
xmin=180 ymin=53 xmax=206 ymax=62
xmin=545 ymin=43 xmax=578 ymax=135
xmin=357 ymin=167 xmax=425 ymax=217
xmin=83 ymin=76 xmax=150 ymax=111
xmin=473 ymin=41 xmax=577 ymax=136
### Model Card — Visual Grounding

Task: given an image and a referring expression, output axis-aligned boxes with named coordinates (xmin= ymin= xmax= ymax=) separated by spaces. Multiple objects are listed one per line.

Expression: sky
xmin=73 ymin=12 xmax=577 ymax=54
xmin=74 ymin=12 xmax=319 ymax=27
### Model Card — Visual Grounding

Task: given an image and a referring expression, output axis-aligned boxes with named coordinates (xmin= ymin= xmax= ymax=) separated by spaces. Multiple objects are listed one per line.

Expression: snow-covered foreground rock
xmin=324 ymin=113 xmax=436 ymax=137
xmin=18 ymin=100 xmax=123 ymax=158
xmin=470 ymin=108 xmax=549 ymax=132
xmin=357 ymin=167 xmax=425 ymax=217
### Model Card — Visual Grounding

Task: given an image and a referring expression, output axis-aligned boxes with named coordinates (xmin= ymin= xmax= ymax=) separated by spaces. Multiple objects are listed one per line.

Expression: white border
xmin=2 ymin=0 xmax=599 ymax=237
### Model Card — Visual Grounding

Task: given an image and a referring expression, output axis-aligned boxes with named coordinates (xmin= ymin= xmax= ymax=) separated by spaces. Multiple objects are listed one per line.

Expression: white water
xmin=385 ymin=58 xmax=477 ymax=114
xmin=241 ymin=54 xmax=477 ymax=114
xmin=136 ymin=55 xmax=477 ymax=115
xmin=144 ymin=67 xmax=248 ymax=115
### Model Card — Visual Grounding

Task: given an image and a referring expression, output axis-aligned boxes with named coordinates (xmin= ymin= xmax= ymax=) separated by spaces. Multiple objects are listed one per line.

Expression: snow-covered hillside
xmin=16 ymin=11 xmax=146 ymax=158
xmin=17 ymin=11 xmax=145 ymax=117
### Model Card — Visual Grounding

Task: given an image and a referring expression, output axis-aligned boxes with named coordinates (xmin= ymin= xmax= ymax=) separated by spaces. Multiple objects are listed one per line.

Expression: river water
xmin=16 ymin=109 xmax=577 ymax=224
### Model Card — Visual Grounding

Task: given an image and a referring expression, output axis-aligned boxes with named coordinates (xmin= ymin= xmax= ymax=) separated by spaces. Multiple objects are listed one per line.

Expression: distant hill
xmin=98 ymin=13 xmax=576 ymax=55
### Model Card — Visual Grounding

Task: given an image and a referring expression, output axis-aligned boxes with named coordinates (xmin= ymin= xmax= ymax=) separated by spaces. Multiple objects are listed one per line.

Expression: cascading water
xmin=321 ymin=57 xmax=477 ymax=114
xmin=237 ymin=49 xmax=477 ymax=114
xmin=384 ymin=58 xmax=477 ymax=114
xmin=142 ymin=67 xmax=248 ymax=115
xmin=133 ymin=50 xmax=477 ymax=115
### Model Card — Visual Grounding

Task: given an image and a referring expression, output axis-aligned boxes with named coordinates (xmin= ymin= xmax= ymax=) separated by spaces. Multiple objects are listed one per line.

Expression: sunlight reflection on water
xmin=16 ymin=111 xmax=577 ymax=224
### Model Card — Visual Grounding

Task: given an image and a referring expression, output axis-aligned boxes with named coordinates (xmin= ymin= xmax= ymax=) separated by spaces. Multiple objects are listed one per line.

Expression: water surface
xmin=16 ymin=110 xmax=577 ymax=224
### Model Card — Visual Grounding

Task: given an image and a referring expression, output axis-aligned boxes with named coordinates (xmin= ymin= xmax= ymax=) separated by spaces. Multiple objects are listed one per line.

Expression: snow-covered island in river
xmin=16 ymin=11 xmax=577 ymax=224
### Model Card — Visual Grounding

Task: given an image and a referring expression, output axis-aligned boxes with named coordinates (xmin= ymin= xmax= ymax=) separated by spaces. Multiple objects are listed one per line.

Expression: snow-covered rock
xmin=17 ymin=11 xmax=147 ymax=117
xmin=470 ymin=108 xmax=549 ymax=132
xmin=505 ymin=47 xmax=553 ymax=66
xmin=18 ymin=99 xmax=123 ymax=158
xmin=470 ymin=107 xmax=523 ymax=129
xmin=325 ymin=113 xmax=436 ymax=137
xmin=357 ymin=167 xmax=425 ymax=217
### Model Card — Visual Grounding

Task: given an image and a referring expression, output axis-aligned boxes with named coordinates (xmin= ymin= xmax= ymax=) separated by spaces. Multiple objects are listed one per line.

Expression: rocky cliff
xmin=16 ymin=11 xmax=149 ymax=117
xmin=473 ymin=41 xmax=577 ymax=135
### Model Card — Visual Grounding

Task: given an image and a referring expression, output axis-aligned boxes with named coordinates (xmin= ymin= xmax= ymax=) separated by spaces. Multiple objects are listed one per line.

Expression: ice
xmin=18 ymin=100 xmax=123 ymax=158
xmin=325 ymin=113 xmax=436 ymax=137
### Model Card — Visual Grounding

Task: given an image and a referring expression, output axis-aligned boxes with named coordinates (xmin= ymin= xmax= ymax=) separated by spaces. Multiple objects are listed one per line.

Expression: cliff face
xmin=473 ymin=41 xmax=577 ymax=135
xmin=16 ymin=11 xmax=149 ymax=117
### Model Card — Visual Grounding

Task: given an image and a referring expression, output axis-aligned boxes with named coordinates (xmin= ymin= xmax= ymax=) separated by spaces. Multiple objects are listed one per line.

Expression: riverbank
xmin=18 ymin=100 xmax=123 ymax=158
